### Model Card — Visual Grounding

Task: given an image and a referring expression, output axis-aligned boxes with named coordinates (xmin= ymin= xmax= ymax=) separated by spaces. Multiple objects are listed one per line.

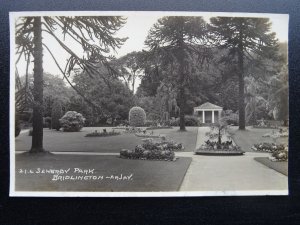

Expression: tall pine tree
xmin=209 ymin=17 xmax=278 ymax=130
xmin=145 ymin=16 xmax=208 ymax=131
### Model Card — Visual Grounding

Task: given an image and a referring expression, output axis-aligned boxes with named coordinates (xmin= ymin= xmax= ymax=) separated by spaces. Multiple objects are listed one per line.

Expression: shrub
xmin=59 ymin=111 xmax=85 ymax=132
xmin=222 ymin=110 xmax=239 ymax=126
xmin=44 ymin=117 xmax=52 ymax=129
xmin=51 ymin=101 xmax=63 ymax=130
xmin=144 ymin=120 xmax=156 ymax=127
xmin=15 ymin=114 xmax=21 ymax=137
xmin=129 ymin=106 xmax=146 ymax=127
xmin=169 ymin=115 xmax=200 ymax=126
xmin=185 ymin=115 xmax=201 ymax=126
xmin=85 ymin=129 xmax=120 ymax=137
xmin=115 ymin=119 xmax=129 ymax=126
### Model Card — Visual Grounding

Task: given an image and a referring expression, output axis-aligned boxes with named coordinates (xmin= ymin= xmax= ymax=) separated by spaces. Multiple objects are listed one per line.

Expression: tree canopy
xmin=145 ymin=16 xmax=209 ymax=130
xmin=15 ymin=16 xmax=127 ymax=152
xmin=209 ymin=17 xmax=279 ymax=130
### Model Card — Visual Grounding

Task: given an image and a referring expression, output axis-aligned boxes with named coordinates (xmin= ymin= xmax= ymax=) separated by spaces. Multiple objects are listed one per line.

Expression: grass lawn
xmin=228 ymin=126 xmax=288 ymax=152
xmin=149 ymin=126 xmax=198 ymax=152
xmin=15 ymin=126 xmax=198 ymax=153
xmin=254 ymin=157 xmax=288 ymax=176
xmin=15 ymin=153 xmax=192 ymax=192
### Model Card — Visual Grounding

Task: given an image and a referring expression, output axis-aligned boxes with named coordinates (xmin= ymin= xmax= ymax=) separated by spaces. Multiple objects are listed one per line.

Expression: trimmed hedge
xmin=129 ymin=106 xmax=146 ymax=127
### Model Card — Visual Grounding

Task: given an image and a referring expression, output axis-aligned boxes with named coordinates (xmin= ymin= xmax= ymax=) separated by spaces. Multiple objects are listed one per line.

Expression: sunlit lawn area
xmin=15 ymin=154 xmax=192 ymax=192
xmin=228 ymin=126 xmax=288 ymax=152
xmin=15 ymin=126 xmax=198 ymax=153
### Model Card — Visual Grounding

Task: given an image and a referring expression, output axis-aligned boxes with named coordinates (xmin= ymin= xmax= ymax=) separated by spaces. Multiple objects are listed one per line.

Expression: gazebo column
xmin=218 ymin=110 xmax=221 ymax=122
xmin=202 ymin=110 xmax=205 ymax=123
xmin=212 ymin=110 xmax=215 ymax=123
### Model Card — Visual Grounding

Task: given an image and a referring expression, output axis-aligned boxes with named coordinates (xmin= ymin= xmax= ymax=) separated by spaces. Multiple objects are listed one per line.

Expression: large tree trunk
xmin=178 ymin=86 xmax=186 ymax=131
xmin=238 ymin=21 xmax=246 ymax=130
xmin=30 ymin=17 xmax=44 ymax=153
xmin=178 ymin=32 xmax=186 ymax=131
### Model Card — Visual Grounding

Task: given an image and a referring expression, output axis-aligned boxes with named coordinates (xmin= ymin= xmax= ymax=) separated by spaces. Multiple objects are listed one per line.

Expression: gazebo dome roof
xmin=194 ymin=102 xmax=223 ymax=110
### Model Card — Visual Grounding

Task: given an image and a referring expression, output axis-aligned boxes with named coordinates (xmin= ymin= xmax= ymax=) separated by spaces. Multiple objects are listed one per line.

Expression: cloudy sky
xmin=14 ymin=12 xmax=289 ymax=80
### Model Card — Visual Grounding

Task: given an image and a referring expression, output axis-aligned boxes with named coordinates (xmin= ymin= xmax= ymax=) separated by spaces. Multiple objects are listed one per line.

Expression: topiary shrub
xmin=51 ymin=101 xmax=63 ymax=130
xmin=59 ymin=111 xmax=85 ymax=132
xmin=129 ymin=106 xmax=146 ymax=127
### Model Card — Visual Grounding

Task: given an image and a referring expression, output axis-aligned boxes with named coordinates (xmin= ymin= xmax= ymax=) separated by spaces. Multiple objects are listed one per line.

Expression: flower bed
xmin=251 ymin=142 xmax=288 ymax=161
xmin=253 ymin=119 xmax=281 ymax=129
xmin=262 ymin=128 xmax=288 ymax=138
xmin=195 ymin=140 xmax=244 ymax=155
xmin=85 ymin=129 xmax=120 ymax=137
xmin=270 ymin=149 xmax=288 ymax=162
xmin=113 ymin=126 xmax=128 ymax=130
xmin=123 ymin=127 xmax=144 ymax=134
xmin=120 ymin=138 xmax=184 ymax=161
xmin=251 ymin=142 xmax=285 ymax=153
xmin=135 ymin=133 xmax=162 ymax=138
xmin=146 ymin=126 xmax=173 ymax=130
xmin=253 ymin=125 xmax=278 ymax=129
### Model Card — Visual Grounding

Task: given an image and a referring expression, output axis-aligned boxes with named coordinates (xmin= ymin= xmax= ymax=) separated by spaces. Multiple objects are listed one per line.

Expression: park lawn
xmin=15 ymin=153 xmax=192 ymax=192
xmin=254 ymin=157 xmax=288 ymax=176
xmin=16 ymin=127 xmax=143 ymax=153
xmin=15 ymin=126 xmax=198 ymax=153
xmin=150 ymin=126 xmax=198 ymax=152
xmin=228 ymin=126 xmax=288 ymax=152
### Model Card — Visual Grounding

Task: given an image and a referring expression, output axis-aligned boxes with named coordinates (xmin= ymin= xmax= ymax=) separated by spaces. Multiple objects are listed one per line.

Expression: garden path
xmin=178 ymin=127 xmax=288 ymax=194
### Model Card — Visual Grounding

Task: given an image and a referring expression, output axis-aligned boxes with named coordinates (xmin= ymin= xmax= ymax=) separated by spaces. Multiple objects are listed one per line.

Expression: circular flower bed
xmin=120 ymin=138 xmax=183 ymax=161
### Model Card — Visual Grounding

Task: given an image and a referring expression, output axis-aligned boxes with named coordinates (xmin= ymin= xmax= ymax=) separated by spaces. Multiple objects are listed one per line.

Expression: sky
xmin=14 ymin=12 xmax=289 ymax=88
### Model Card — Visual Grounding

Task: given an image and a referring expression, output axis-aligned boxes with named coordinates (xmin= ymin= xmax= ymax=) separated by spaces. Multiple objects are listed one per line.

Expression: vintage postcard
xmin=10 ymin=11 xmax=289 ymax=197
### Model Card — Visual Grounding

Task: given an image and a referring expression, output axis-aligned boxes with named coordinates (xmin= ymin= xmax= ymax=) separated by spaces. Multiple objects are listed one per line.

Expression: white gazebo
xmin=193 ymin=102 xmax=223 ymax=124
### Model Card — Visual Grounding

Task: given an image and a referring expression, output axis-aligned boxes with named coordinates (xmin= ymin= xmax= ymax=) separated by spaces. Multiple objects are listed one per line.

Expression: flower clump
xmin=120 ymin=138 xmax=183 ymax=161
xmin=270 ymin=147 xmax=288 ymax=161
xmin=85 ymin=129 xmax=120 ymax=137
xmin=251 ymin=142 xmax=285 ymax=153
xmin=59 ymin=111 xmax=85 ymax=132
xmin=252 ymin=142 xmax=288 ymax=162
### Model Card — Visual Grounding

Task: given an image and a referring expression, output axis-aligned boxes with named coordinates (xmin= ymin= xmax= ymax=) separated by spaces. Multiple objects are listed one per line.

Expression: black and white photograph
xmin=10 ymin=11 xmax=289 ymax=197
